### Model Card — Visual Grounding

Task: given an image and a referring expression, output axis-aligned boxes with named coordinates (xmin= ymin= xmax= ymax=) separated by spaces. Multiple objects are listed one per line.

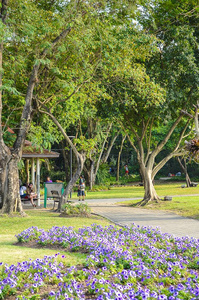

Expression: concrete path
xmin=85 ymin=198 xmax=199 ymax=239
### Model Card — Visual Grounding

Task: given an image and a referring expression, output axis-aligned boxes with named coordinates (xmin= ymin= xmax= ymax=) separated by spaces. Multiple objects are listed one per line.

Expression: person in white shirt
xmin=20 ymin=184 xmax=27 ymax=197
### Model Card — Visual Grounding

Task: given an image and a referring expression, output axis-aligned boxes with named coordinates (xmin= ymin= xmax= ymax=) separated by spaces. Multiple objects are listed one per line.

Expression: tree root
xmin=0 ymin=210 xmax=27 ymax=217
xmin=133 ymin=198 xmax=159 ymax=207
xmin=19 ymin=211 xmax=28 ymax=217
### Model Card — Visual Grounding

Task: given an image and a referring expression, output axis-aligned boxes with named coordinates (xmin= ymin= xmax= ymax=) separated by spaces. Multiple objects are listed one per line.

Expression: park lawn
xmin=81 ymin=182 xmax=199 ymax=219
xmin=0 ymin=209 xmax=111 ymax=266
xmin=82 ymin=182 xmax=199 ymax=199
xmin=118 ymin=195 xmax=199 ymax=220
xmin=143 ymin=196 xmax=199 ymax=219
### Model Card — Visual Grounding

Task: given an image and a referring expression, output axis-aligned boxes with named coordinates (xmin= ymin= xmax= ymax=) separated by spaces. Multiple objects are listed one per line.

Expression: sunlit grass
xmin=82 ymin=182 xmax=199 ymax=199
xmin=0 ymin=234 xmax=87 ymax=266
xmin=0 ymin=209 xmax=111 ymax=266
xmin=145 ymin=196 xmax=199 ymax=220
xmin=118 ymin=194 xmax=199 ymax=220
xmin=1 ymin=182 xmax=199 ymax=266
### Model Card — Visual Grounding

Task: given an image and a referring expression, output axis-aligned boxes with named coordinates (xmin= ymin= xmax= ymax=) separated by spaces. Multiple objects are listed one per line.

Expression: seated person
xmin=46 ymin=176 xmax=52 ymax=183
xmin=20 ymin=184 xmax=27 ymax=198
xmin=21 ymin=183 xmax=37 ymax=207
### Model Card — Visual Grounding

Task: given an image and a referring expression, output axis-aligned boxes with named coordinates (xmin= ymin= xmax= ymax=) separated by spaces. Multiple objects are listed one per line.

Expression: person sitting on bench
xmin=20 ymin=183 xmax=37 ymax=207
xmin=20 ymin=183 xmax=27 ymax=199
xmin=27 ymin=183 xmax=37 ymax=207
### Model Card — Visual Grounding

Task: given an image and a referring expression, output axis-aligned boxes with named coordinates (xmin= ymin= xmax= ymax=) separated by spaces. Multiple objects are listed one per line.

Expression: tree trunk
xmin=116 ymin=135 xmax=126 ymax=181
xmin=1 ymin=155 xmax=25 ymax=215
xmin=83 ymin=164 xmax=91 ymax=189
xmin=0 ymin=1 xmax=9 ymax=210
xmin=101 ymin=133 xmax=119 ymax=163
xmin=83 ymin=123 xmax=113 ymax=189
xmin=0 ymin=145 xmax=10 ymax=209
xmin=61 ymin=140 xmax=69 ymax=182
xmin=58 ymin=153 xmax=85 ymax=211
xmin=83 ymin=160 xmax=93 ymax=189
xmin=177 ymin=157 xmax=191 ymax=187
xmin=137 ymin=167 xmax=159 ymax=206
xmin=89 ymin=160 xmax=95 ymax=190
xmin=0 ymin=8 xmax=72 ymax=215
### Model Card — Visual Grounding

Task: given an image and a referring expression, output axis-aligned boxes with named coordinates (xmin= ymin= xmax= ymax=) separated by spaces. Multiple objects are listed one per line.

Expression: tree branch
xmin=94 ymin=123 xmax=112 ymax=176
xmin=13 ymin=27 xmax=72 ymax=155
xmin=101 ymin=132 xmax=119 ymax=163
xmin=144 ymin=118 xmax=153 ymax=165
xmin=151 ymin=114 xmax=184 ymax=159
xmin=152 ymin=119 xmax=191 ymax=178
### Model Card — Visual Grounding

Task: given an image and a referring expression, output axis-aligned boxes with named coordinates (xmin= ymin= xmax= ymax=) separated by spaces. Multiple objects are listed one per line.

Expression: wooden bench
xmin=51 ymin=190 xmax=61 ymax=210
xmin=50 ymin=190 xmax=74 ymax=209
xmin=20 ymin=196 xmax=38 ymax=205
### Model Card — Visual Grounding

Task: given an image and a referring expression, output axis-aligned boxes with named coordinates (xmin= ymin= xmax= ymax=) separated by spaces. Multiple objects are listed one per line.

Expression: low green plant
xmin=107 ymin=174 xmax=141 ymax=186
xmin=62 ymin=202 xmax=91 ymax=217
xmin=96 ymin=163 xmax=109 ymax=185
xmin=90 ymin=185 xmax=110 ymax=192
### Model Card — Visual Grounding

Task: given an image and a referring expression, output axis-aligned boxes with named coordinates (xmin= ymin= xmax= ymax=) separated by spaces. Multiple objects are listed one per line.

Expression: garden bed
xmin=1 ymin=224 xmax=199 ymax=299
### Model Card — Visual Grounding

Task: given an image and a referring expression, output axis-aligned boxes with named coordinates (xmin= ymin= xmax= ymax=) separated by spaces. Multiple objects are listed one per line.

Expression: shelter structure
xmin=22 ymin=140 xmax=60 ymax=206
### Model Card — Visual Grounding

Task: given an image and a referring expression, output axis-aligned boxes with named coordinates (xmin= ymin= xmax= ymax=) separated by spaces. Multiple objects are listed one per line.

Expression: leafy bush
xmin=108 ymin=174 xmax=141 ymax=185
xmin=90 ymin=185 xmax=110 ymax=192
xmin=96 ymin=163 xmax=109 ymax=185
xmin=62 ymin=202 xmax=91 ymax=217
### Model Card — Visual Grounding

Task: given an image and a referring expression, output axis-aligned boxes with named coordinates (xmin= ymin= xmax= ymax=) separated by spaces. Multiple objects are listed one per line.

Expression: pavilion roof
xmin=22 ymin=140 xmax=60 ymax=158
xmin=1 ymin=124 xmax=59 ymax=158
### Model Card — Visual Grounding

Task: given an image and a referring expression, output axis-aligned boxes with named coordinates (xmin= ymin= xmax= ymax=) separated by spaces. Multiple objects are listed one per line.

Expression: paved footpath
xmin=85 ymin=198 xmax=199 ymax=239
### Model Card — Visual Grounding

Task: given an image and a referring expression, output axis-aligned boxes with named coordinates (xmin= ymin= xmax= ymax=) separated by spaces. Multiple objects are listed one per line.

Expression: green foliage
xmin=108 ymin=174 xmax=141 ymax=185
xmin=138 ymin=0 xmax=199 ymax=113
xmin=2 ymin=131 xmax=16 ymax=147
xmin=27 ymin=122 xmax=58 ymax=150
xmin=96 ymin=163 xmax=109 ymax=185
xmin=62 ymin=202 xmax=91 ymax=217
xmin=90 ymin=185 xmax=110 ymax=192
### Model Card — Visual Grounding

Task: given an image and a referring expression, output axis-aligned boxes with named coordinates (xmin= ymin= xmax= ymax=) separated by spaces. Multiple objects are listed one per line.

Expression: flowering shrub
xmin=0 ymin=224 xmax=199 ymax=299
xmin=16 ymin=226 xmax=45 ymax=243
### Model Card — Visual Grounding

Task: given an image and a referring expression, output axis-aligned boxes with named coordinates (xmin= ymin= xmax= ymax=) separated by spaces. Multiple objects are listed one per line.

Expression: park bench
xmin=50 ymin=190 xmax=74 ymax=210
xmin=20 ymin=195 xmax=38 ymax=205
xmin=51 ymin=190 xmax=62 ymax=210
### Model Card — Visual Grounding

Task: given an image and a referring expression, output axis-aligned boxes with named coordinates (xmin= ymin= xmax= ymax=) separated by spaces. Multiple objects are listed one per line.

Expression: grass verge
xmin=118 ymin=195 xmax=199 ymax=220
xmin=0 ymin=209 xmax=111 ymax=266
xmin=81 ymin=182 xmax=199 ymax=199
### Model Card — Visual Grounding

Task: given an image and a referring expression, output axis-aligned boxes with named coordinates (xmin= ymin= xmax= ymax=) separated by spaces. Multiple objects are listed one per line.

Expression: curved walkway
xmin=85 ymin=198 xmax=199 ymax=239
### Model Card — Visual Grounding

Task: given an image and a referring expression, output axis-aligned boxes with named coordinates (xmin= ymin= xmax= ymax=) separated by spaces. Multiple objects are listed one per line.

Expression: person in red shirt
xmin=124 ymin=165 xmax=129 ymax=176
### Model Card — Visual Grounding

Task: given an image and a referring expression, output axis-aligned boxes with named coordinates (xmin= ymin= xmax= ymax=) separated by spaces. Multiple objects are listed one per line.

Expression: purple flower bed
xmin=0 ymin=224 xmax=199 ymax=299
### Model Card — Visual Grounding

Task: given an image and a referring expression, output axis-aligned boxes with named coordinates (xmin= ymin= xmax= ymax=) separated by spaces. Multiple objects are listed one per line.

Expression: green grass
xmin=1 ymin=182 xmax=199 ymax=266
xmin=81 ymin=182 xmax=199 ymax=199
xmin=118 ymin=196 xmax=199 ymax=219
xmin=0 ymin=209 xmax=111 ymax=266
xmin=148 ymin=196 xmax=199 ymax=219
xmin=111 ymin=183 xmax=199 ymax=220
xmin=80 ymin=181 xmax=199 ymax=220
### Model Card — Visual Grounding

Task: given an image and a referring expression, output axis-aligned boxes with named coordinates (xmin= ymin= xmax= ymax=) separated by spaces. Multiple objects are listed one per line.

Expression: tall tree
xmin=35 ymin=0 xmax=140 ymax=205
xmin=82 ymin=121 xmax=120 ymax=189
xmin=97 ymin=15 xmax=195 ymax=204
xmin=0 ymin=0 xmax=93 ymax=214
